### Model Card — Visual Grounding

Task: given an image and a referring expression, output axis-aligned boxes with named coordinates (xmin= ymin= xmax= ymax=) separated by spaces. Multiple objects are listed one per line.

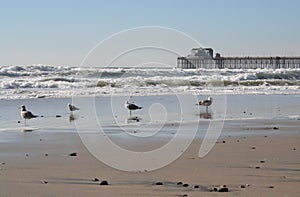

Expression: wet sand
xmin=0 ymin=95 xmax=299 ymax=196
xmin=0 ymin=121 xmax=299 ymax=196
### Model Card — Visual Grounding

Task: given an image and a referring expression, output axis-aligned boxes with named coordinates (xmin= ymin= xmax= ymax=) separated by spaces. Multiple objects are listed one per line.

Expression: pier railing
xmin=177 ymin=56 xmax=300 ymax=69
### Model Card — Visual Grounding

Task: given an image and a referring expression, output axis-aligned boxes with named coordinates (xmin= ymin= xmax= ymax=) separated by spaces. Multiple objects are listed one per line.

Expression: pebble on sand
xmin=177 ymin=182 xmax=183 ymax=185
xmin=43 ymin=181 xmax=48 ymax=184
xmin=99 ymin=180 xmax=109 ymax=185
xmin=268 ymin=186 xmax=274 ymax=188
xmin=55 ymin=115 xmax=62 ymax=118
xmin=218 ymin=187 xmax=229 ymax=192
xmin=240 ymin=184 xmax=250 ymax=188
xmin=193 ymin=185 xmax=200 ymax=189
xmin=155 ymin=182 xmax=164 ymax=185
xmin=69 ymin=152 xmax=77 ymax=157
xmin=182 ymin=183 xmax=189 ymax=187
xmin=92 ymin=178 xmax=99 ymax=182
xmin=272 ymin=127 xmax=279 ymax=130
xmin=209 ymin=185 xmax=229 ymax=192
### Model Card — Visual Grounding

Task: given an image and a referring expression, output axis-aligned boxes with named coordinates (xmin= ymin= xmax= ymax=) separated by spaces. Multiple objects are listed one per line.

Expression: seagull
xmin=198 ymin=96 xmax=212 ymax=112
xmin=68 ymin=103 xmax=80 ymax=113
xmin=125 ymin=101 xmax=142 ymax=116
xmin=20 ymin=105 xmax=38 ymax=127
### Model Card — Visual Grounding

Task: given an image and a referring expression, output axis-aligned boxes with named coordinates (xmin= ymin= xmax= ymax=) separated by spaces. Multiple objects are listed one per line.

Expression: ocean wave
xmin=0 ymin=65 xmax=299 ymax=99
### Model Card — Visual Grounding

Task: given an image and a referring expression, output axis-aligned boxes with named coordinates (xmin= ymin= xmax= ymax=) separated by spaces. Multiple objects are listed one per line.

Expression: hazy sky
xmin=1 ymin=0 xmax=300 ymax=65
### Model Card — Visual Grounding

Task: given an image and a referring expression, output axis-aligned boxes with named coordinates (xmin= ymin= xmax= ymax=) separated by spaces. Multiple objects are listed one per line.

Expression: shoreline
xmin=0 ymin=94 xmax=299 ymax=196
xmin=1 ymin=91 xmax=300 ymax=101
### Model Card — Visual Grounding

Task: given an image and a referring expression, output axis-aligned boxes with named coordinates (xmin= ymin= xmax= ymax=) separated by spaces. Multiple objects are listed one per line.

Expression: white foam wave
xmin=0 ymin=65 xmax=299 ymax=99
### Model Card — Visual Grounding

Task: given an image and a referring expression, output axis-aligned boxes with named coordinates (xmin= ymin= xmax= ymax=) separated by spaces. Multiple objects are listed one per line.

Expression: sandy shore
xmin=0 ymin=95 xmax=299 ymax=196
xmin=0 ymin=126 xmax=299 ymax=196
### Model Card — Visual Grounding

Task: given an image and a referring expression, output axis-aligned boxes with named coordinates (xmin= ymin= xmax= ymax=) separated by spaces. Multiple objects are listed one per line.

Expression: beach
xmin=2 ymin=0 xmax=300 ymax=196
xmin=0 ymin=94 xmax=299 ymax=196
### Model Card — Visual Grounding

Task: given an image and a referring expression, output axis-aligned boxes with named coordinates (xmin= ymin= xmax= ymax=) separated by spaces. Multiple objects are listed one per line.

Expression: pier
xmin=177 ymin=48 xmax=300 ymax=69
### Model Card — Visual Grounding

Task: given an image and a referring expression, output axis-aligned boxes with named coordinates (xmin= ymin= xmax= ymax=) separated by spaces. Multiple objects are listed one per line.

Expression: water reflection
xmin=69 ymin=114 xmax=77 ymax=123
xmin=199 ymin=112 xmax=212 ymax=119
xmin=125 ymin=116 xmax=142 ymax=124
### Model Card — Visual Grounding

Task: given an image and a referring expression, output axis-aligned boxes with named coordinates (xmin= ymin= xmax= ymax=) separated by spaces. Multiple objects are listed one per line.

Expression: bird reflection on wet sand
xmin=69 ymin=114 xmax=77 ymax=123
xmin=125 ymin=116 xmax=142 ymax=124
xmin=199 ymin=112 xmax=212 ymax=119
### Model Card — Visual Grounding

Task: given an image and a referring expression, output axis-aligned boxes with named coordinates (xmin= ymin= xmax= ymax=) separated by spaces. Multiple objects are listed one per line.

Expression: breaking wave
xmin=0 ymin=64 xmax=299 ymax=99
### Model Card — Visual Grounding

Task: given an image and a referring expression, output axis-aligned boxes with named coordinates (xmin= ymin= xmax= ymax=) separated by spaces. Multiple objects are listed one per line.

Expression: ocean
xmin=0 ymin=64 xmax=300 ymax=100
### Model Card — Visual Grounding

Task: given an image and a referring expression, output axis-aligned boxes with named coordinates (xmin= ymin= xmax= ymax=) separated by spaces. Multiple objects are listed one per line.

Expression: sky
xmin=1 ymin=0 xmax=300 ymax=66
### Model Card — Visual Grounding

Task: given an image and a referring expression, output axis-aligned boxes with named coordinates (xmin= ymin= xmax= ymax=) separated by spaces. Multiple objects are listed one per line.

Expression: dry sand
xmin=0 ymin=126 xmax=299 ymax=197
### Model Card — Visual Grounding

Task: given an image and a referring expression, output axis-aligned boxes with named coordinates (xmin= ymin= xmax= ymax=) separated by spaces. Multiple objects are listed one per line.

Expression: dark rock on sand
xmin=209 ymin=185 xmax=229 ymax=192
xmin=268 ymin=186 xmax=274 ymax=188
xmin=17 ymin=120 xmax=20 ymax=123
xmin=260 ymin=160 xmax=266 ymax=163
xmin=241 ymin=184 xmax=250 ymax=188
xmin=255 ymin=166 xmax=260 ymax=169
xmin=56 ymin=115 xmax=62 ymax=118
xmin=99 ymin=180 xmax=109 ymax=185
xmin=193 ymin=185 xmax=200 ymax=188
xmin=69 ymin=152 xmax=77 ymax=156
xmin=43 ymin=181 xmax=48 ymax=184
xmin=182 ymin=183 xmax=189 ymax=187
xmin=92 ymin=178 xmax=99 ymax=182
xmin=208 ymin=187 xmax=218 ymax=192
xmin=177 ymin=182 xmax=183 ymax=185
xmin=218 ymin=187 xmax=229 ymax=192
xmin=155 ymin=182 xmax=164 ymax=185
xmin=273 ymin=127 xmax=279 ymax=130
xmin=251 ymin=147 xmax=256 ymax=150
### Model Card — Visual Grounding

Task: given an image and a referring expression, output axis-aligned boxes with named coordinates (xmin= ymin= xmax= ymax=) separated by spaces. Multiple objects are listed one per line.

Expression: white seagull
xmin=198 ymin=96 xmax=213 ymax=111
xmin=125 ymin=101 xmax=142 ymax=116
xmin=68 ymin=103 xmax=80 ymax=113
xmin=20 ymin=105 xmax=38 ymax=127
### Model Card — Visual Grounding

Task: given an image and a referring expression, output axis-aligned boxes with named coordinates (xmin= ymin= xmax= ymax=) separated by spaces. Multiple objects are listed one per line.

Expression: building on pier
xmin=177 ymin=48 xmax=300 ymax=69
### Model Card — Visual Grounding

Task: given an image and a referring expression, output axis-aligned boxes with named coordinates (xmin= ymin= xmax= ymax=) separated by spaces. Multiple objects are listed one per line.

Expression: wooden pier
xmin=177 ymin=55 xmax=300 ymax=69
